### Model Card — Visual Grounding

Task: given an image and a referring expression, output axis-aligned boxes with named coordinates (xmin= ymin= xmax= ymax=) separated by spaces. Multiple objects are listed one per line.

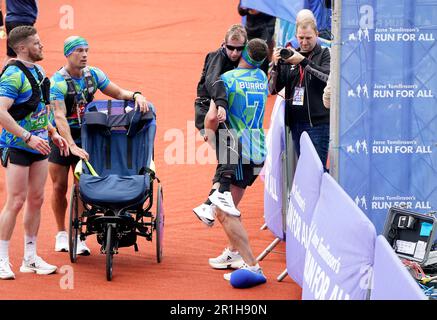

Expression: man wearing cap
xmin=49 ymin=36 xmax=149 ymax=254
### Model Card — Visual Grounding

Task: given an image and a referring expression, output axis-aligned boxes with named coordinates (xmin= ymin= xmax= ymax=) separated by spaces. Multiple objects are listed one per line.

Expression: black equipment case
xmin=383 ymin=207 xmax=437 ymax=266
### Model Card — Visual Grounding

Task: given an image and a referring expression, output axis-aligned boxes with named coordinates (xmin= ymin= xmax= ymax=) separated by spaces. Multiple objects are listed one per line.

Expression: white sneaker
xmin=76 ymin=238 xmax=91 ymax=256
xmin=19 ymin=256 xmax=57 ymax=275
xmin=223 ymin=263 xmax=266 ymax=282
xmin=209 ymin=247 xmax=245 ymax=269
xmin=0 ymin=257 xmax=15 ymax=280
xmin=55 ymin=231 xmax=69 ymax=252
xmin=209 ymin=190 xmax=240 ymax=217
xmin=193 ymin=203 xmax=215 ymax=227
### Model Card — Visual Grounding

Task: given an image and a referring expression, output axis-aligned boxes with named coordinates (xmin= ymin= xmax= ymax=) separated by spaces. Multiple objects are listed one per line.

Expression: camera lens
xmin=279 ymin=48 xmax=293 ymax=59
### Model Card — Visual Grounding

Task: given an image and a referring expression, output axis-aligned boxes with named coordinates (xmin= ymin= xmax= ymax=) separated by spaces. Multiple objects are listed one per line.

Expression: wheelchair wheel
xmin=106 ymin=224 xmax=114 ymax=281
xmin=68 ymin=186 xmax=79 ymax=263
xmin=155 ymin=184 xmax=164 ymax=263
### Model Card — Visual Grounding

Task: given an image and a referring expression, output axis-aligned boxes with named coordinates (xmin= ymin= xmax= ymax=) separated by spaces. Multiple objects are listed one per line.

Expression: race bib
xmin=292 ymin=86 xmax=305 ymax=106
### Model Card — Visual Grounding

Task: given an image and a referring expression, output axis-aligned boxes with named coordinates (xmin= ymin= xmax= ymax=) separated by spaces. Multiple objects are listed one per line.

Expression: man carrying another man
xmin=207 ymin=38 xmax=269 ymax=287
xmin=193 ymin=24 xmax=247 ymax=229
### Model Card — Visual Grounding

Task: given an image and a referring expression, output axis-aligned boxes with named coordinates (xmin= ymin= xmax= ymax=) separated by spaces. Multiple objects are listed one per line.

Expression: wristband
xmin=132 ymin=91 xmax=142 ymax=100
xmin=21 ymin=130 xmax=31 ymax=143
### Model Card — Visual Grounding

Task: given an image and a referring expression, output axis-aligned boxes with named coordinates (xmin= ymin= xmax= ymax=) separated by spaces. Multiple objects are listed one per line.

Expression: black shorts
xmin=0 ymin=147 xmax=48 ymax=167
xmin=5 ymin=21 xmax=34 ymax=57
xmin=194 ymin=97 xmax=211 ymax=133
xmin=232 ymin=160 xmax=264 ymax=189
xmin=48 ymin=140 xmax=80 ymax=167
xmin=212 ymin=124 xmax=241 ymax=184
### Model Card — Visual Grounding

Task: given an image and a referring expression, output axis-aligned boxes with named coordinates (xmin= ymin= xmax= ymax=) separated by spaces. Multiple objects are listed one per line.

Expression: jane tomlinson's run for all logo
xmin=347 ymin=83 xmax=433 ymax=99
xmin=347 ymin=84 xmax=369 ymax=98
xmin=354 ymin=195 xmax=431 ymax=211
xmin=347 ymin=27 xmax=435 ymax=43
xmin=348 ymin=4 xmax=435 ymax=44
xmin=346 ymin=140 xmax=368 ymax=154
xmin=354 ymin=195 xmax=368 ymax=210
xmin=348 ymin=27 xmax=371 ymax=42
xmin=346 ymin=139 xmax=433 ymax=155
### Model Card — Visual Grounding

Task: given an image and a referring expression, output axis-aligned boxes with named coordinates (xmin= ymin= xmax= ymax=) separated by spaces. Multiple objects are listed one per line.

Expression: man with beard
xmin=0 ymin=26 xmax=68 ymax=279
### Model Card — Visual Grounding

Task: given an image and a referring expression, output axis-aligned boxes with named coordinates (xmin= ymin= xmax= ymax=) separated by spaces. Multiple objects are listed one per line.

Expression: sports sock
xmin=204 ymin=189 xmax=216 ymax=205
xmin=219 ymin=176 xmax=232 ymax=193
xmin=24 ymin=235 xmax=37 ymax=260
xmin=0 ymin=240 xmax=9 ymax=260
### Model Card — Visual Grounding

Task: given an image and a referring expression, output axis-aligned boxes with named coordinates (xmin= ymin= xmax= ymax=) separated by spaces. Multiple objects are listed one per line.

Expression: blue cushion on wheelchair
xmin=79 ymin=174 xmax=149 ymax=209
xmin=230 ymin=269 xmax=267 ymax=289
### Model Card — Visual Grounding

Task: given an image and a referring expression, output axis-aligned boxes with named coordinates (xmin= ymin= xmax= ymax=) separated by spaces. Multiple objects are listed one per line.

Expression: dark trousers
xmin=290 ymin=122 xmax=330 ymax=171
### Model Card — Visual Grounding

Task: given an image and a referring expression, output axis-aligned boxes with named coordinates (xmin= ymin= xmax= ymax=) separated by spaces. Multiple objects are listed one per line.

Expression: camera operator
xmin=269 ymin=17 xmax=330 ymax=170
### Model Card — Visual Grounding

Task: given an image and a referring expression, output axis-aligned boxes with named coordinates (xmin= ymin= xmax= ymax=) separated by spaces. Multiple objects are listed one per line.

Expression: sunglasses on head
xmin=225 ymin=44 xmax=245 ymax=52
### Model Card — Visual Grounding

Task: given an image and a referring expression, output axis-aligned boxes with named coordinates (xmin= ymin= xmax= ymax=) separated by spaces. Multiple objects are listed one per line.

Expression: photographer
xmin=269 ymin=17 xmax=330 ymax=170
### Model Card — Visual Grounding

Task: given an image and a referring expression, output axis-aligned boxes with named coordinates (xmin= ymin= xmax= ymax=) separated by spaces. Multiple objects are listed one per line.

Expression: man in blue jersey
xmin=206 ymin=38 xmax=269 ymax=287
xmin=0 ymin=26 xmax=68 ymax=279
xmin=0 ymin=0 xmax=38 ymax=59
xmin=49 ymin=36 xmax=149 ymax=254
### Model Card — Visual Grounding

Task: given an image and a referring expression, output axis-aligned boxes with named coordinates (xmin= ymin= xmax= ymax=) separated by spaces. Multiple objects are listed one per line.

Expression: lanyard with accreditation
xmin=292 ymin=52 xmax=313 ymax=107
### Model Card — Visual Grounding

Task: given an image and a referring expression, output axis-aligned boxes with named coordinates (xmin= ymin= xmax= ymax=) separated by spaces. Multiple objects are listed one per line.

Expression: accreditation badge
xmin=292 ymin=86 xmax=305 ymax=106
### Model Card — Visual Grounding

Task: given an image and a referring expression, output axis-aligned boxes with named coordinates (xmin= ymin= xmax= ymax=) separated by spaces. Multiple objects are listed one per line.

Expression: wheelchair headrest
xmin=83 ymin=107 xmax=155 ymax=137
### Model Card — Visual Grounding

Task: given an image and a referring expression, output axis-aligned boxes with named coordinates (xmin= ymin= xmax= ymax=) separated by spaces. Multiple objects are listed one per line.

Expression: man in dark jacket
xmin=269 ymin=16 xmax=330 ymax=169
xmin=193 ymin=24 xmax=247 ymax=228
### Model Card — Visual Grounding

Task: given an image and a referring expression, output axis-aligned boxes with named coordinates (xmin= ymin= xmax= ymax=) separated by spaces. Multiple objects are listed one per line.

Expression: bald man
xmin=49 ymin=36 xmax=149 ymax=254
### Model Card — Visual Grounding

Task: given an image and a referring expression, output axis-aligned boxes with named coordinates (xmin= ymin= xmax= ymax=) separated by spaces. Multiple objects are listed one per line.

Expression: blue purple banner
xmin=302 ymin=173 xmax=376 ymax=300
xmin=286 ymin=131 xmax=324 ymax=287
xmin=337 ymin=0 xmax=437 ymax=233
xmin=263 ymin=97 xmax=286 ymax=239
xmin=370 ymin=236 xmax=426 ymax=300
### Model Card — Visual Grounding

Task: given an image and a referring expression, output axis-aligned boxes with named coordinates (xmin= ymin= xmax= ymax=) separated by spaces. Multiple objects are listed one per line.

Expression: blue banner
xmin=240 ymin=0 xmax=331 ymax=30
xmin=370 ymin=236 xmax=427 ymax=300
xmin=338 ymin=0 xmax=437 ymax=233
xmin=263 ymin=97 xmax=286 ymax=239
xmin=286 ymin=131 xmax=324 ymax=287
xmin=240 ymin=0 xmax=304 ymax=22
xmin=276 ymin=18 xmax=297 ymax=48
xmin=302 ymin=174 xmax=376 ymax=300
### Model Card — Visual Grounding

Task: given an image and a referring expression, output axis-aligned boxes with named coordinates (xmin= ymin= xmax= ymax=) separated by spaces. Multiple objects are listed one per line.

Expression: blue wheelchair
xmin=68 ymin=100 xmax=164 ymax=281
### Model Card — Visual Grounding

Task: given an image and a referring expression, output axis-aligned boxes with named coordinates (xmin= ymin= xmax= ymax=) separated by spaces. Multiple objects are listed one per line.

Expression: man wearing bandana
xmin=49 ymin=36 xmax=149 ymax=254
xmin=207 ymin=39 xmax=269 ymax=287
